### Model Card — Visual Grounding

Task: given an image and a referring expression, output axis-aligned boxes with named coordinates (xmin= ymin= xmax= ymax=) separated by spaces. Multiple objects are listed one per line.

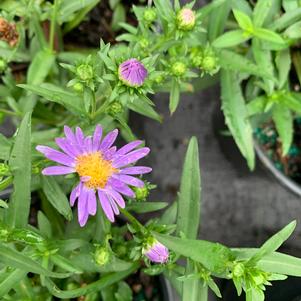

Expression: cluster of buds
xmin=0 ymin=17 xmax=18 ymax=47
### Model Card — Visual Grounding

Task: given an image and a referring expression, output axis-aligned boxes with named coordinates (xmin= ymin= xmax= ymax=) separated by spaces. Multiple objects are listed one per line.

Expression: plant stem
xmin=120 ymin=208 xmax=146 ymax=233
xmin=49 ymin=0 xmax=59 ymax=52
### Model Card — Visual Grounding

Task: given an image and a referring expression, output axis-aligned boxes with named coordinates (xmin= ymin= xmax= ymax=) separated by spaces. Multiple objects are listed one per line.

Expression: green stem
xmin=120 ymin=208 xmax=146 ymax=233
xmin=49 ymin=0 xmax=59 ymax=52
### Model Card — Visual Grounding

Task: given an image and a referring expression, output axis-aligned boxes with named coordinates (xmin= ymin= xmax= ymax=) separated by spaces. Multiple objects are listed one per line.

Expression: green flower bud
xmin=133 ymin=185 xmax=149 ymax=201
xmin=201 ymin=56 xmax=217 ymax=72
xmin=232 ymin=263 xmax=245 ymax=278
xmin=176 ymin=8 xmax=196 ymax=31
xmin=94 ymin=246 xmax=110 ymax=266
xmin=252 ymin=272 xmax=266 ymax=286
xmin=143 ymin=8 xmax=157 ymax=24
xmin=154 ymin=74 xmax=165 ymax=84
xmin=107 ymin=101 xmax=123 ymax=116
xmin=76 ymin=64 xmax=93 ymax=81
xmin=0 ymin=163 xmax=10 ymax=176
xmin=171 ymin=62 xmax=187 ymax=77
xmin=0 ymin=228 xmax=9 ymax=241
xmin=139 ymin=38 xmax=149 ymax=49
xmin=73 ymin=82 xmax=84 ymax=92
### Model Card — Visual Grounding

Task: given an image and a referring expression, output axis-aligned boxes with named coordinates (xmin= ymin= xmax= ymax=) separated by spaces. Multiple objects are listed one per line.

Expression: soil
xmin=255 ymin=119 xmax=301 ymax=184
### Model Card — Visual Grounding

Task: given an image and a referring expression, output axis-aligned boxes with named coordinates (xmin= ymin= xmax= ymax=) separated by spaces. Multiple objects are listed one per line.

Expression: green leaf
xmin=283 ymin=93 xmax=301 ymax=114
xmin=44 ymin=262 xmax=139 ymax=298
xmin=233 ymin=248 xmax=301 ymax=277
xmin=27 ymin=49 xmax=55 ymax=85
xmin=182 ymin=260 xmax=200 ymax=301
xmin=233 ymin=9 xmax=253 ymax=31
xmin=127 ymin=98 xmax=162 ymax=122
xmin=283 ymin=0 xmax=299 ymax=12
xmin=7 ymin=112 xmax=31 ymax=228
xmin=275 ymin=48 xmax=291 ymax=89
xmin=126 ymin=202 xmax=168 ymax=213
xmin=154 ymin=233 xmax=234 ymax=275
xmin=42 ymin=176 xmax=73 ymax=221
xmin=18 ymin=83 xmax=84 ymax=115
xmin=169 ymin=79 xmax=180 ymax=114
xmin=246 ymin=96 xmax=267 ymax=116
xmin=253 ymin=0 xmax=272 ymax=27
xmin=212 ymin=30 xmax=250 ymax=48
xmin=232 ymin=0 xmax=252 ymax=16
xmin=221 ymin=70 xmax=255 ymax=170
xmin=198 ymin=0 xmax=227 ymax=19
xmin=0 ymin=133 xmax=12 ymax=160
xmin=254 ymin=28 xmax=286 ymax=45
xmin=50 ymin=254 xmax=83 ymax=274
xmin=284 ymin=20 xmax=301 ymax=39
xmin=270 ymin=8 xmax=301 ymax=31
xmin=0 ymin=245 xmax=72 ymax=278
xmin=219 ymin=49 xmax=274 ymax=79
xmin=159 ymin=201 xmax=178 ymax=225
xmin=115 ymin=281 xmax=133 ymax=301
xmin=0 ymin=269 xmax=27 ymax=297
xmin=111 ymin=4 xmax=126 ymax=31
xmin=38 ymin=211 xmax=52 ymax=238
xmin=247 ymin=221 xmax=296 ymax=266
xmin=272 ymin=104 xmax=293 ymax=155
xmin=176 ymin=137 xmax=201 ymax=239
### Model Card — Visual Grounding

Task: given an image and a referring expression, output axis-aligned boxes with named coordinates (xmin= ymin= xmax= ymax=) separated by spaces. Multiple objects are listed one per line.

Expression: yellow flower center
xmin=75 ymin=152 xmax=117 ymax=189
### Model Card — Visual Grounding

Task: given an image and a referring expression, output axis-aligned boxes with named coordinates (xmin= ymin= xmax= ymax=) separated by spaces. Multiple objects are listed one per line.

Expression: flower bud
xmin=133 ymin=185 xmax=149 ymax=201
xmin=76 ymin=64 xmax=94 ymax=81
xmin=107 ymin=101 xmax=123 ymax=116
xmin=139 ymin=38 xmax=149 ymax=49
xmin=232 ymin=262 xmax=245 ymax=278
xmin=118 ymin=58 xmax=148 ymax=87
xmin=154 ymin=74 xmax=165 ymax=84
xmin=190 ymin=48 xmax=203 ymax=67
xmin=202 ymin=56 xmax=217 ymax=72
xmin=0 ymin=59 xmax=7 ymax=72
xmin=73 ymin=82 xmax=84 ymax=92
xmin=171 ymin=62 xmax=187 ymax=77
xmin=176 ymin=8 xmax=196 ymax=31
xmin=143 ymin=238 xmax=169 ymax=264
xmin=143 ymin=8 xmax=157 ymax=24
xmin=94 ymin=246 xmax=110 ymax=266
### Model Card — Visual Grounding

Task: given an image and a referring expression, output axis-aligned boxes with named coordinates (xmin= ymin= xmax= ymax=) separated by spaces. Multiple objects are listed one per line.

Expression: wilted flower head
xmin=118 ymin=58 xmax=148 ymax=87
xmin=36 ymin=125 xmax=152 ymax=226
xmin=143 ymin=239 xmax=169 ymax=264
xmin=0 ymin=17 xmax=18 ymax=47
xmin=176 ymin=8 xmax=196 ymax=31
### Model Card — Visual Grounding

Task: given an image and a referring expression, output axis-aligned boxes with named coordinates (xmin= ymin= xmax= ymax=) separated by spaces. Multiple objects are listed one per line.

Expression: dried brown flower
xmin=0 ymin=17 xmax=19 ymax=47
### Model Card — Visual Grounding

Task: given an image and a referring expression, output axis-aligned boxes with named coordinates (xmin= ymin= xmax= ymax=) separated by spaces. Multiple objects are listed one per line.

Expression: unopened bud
xmin=176 ymin=8 xmax=196 ymax=31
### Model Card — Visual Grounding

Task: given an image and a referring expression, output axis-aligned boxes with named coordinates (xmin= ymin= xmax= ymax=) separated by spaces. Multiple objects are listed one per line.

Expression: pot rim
xmin=254 ymin=141 xmax=301 ymax=197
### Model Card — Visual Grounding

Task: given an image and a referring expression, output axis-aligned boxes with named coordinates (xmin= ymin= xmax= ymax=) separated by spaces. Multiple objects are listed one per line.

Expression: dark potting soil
xmin=255 ymin=118 xmax=301 ymax=184
xmin=64 ymin=0 xmax=147 ymax=47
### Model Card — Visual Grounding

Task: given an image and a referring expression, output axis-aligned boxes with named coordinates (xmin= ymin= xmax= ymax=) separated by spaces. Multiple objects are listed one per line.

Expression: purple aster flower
xmin=36 ymin=125 xmax=152 ymax=226
xmin=118 ymin=58 xmax=148 ymax=87
xmin=143 ymin=239 xmax=169 ymax=264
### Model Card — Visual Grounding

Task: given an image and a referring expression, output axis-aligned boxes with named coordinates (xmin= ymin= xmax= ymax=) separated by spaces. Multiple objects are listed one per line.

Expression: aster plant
xmin=1 ymin=1 xmax=301 ymax=301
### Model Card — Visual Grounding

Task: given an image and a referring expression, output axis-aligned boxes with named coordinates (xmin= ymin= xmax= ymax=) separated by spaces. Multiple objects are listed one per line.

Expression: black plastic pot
xmin=222 ymin=277 xmax=301 ymax=301
xmin=254 ymin=142 xmax=301 ymax=197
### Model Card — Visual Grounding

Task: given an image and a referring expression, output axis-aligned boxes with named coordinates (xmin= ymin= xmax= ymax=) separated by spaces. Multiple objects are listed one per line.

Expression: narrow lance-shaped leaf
xmin=247 ymin=220 xmax=296 ymax=266
xmin=233 ymin=9 xmax=253 ymax=31
xmin=154 ymin=233 xmax=234 ymax=275
xmin=275 ymin=48 xmax=291 ymax=89
xmin=7 ymin=112 xmax=31 ymax=228
xmin=212 ymin=30 xmax=250 ymax=48
xmin=253 ymin=0 xmax=272 ymax=27
xmin=221 ymin=70 xmax=255 ymax=170
xmin=182 ymin=260 xmax=201 ymax=301
xmin=176 ymin=137 xmax=201 ymax=239
xmin=169 ymin=79 xmax=180 ymax=114
xmin=42 ymin=176 xmax=73 ymax=221
xmin=272 ymin=104 xmax=293 ymax=155
xmin=0 ymin=269 xmax=27 ymax=297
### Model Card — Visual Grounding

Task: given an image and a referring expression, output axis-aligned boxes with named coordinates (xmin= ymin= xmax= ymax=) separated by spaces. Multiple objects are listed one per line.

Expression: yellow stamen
xmin=75 ymin=152 xmax=116 ymax=189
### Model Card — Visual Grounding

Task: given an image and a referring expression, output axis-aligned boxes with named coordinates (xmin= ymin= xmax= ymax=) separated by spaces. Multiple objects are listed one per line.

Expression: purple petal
xmin=115 ymin=140 xmax=143 ymax=156
xmin=106 ymin=189 xmax=125 ymax=208
xmin=108 ymin=178 xmax=135 ymax=198
xmin=64 ymin=126 xmax=76 ymax=144
xmin=76 ymin=127 xmax=85 ymax=146
xmin=70 ymin=183 xmax=81 ymax=206
xmin=42 ymin=166 xmax=75 ymax=175
xmin=112 ymin=174 xmax=144 ymax=187
xmin=78 ymin=187 xmax=88 ymax=226
xmin=84 ymin=136 xmax=93 ymax=153
xmin=113 ymin=147 xmax=150 ymax=168
xmin=100 ymin=129 xmax=118 ymax=151
xmin=88 ymin=190 xmax=97 ymax=215
xmin=108 ymin=195 xmax=119 ymax=215
xmin=120 ymin=166 xmax=152 ymax=175
xmin=92 ymin=125 xmax=103 ymax=151
xmin=55 ymin=138 xmax=78 ymax=158
xmin=103 ymin=146 xmax=117 ymax=161
xmin=98 ymin=190 xmax=114 ymax=222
